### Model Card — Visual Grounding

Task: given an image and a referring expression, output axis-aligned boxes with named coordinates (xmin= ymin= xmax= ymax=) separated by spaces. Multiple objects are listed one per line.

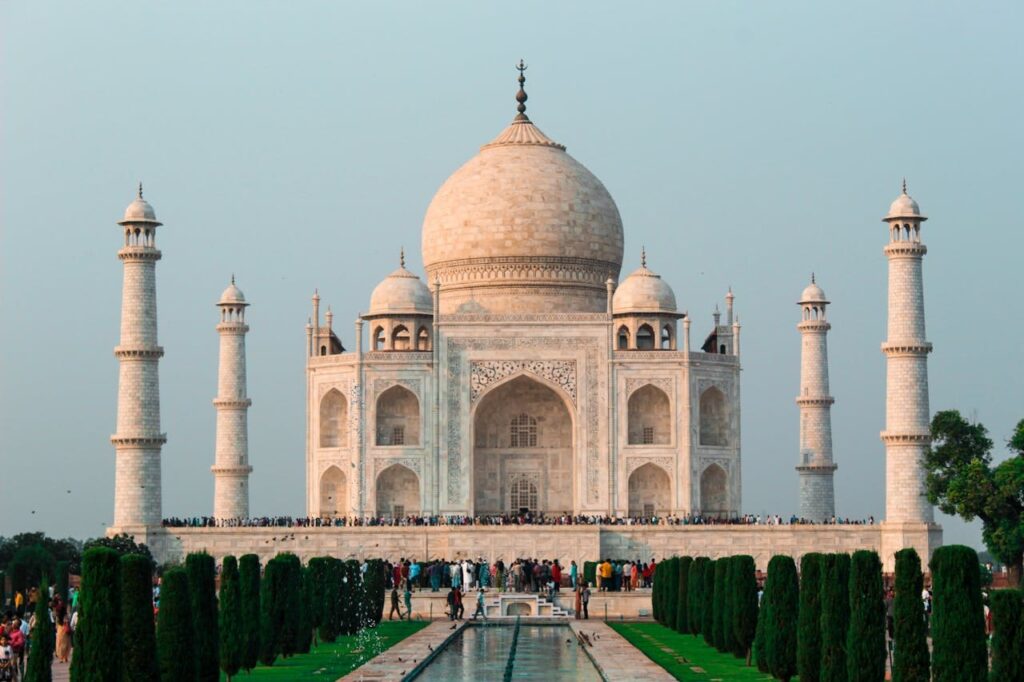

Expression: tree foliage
xmin=55 ymin=560 xmax=70 ymax=602
xmin=989 ymin=589 xmax=1023 ymax=682
xmin=71 ymin=547 xmax=122 ymax=682
xmin=342 ymin=559 xmax=365 ymax=635
xmin=891 ymin=548 xmax=929 ymax=682
xmin=80 ymin=534 xmax=153 ymax=572
xmin=363 ymin=559 xmax=387 ymax=627
xmin=186 ymin=552 xmax=220 ymax=681
xmin=846 ymin=550 xmax=885 ymax=682
xmin=720 ymin=557 xmax=739 ymax=656
xmin=0 ymin=533 xmax=80 ymax=575
xmin=702 ymin=559 xmax=716 ymax=647
xmin=8 ymin=545 xmax=56 ymax=593
xmin=259 ymin=557 xmax=285 ymax=665
xmin=317 ymin=558 xmax=342 ymax=643
xmin=687 ymin=558 xmax=708 ymax=636
xmin=238 ymin=554 xmax=261 ymax=672
xmin=675 ymin=556 xmax=692 ymax=634
xmin=763 ymin=555 xmax=799 ymax=682
xmin=925 ymin=411 xmax=1024 ymax=584
xmin=121 ymin=554 xmax=158 ymax=682
xmin=219 ymin=556 xmax=243 ymax=681
xmin=797 ymin=552 xmax=825 ymax=682
xmin=929 ymin=545 xmax=987 ymax=682
xmin=664 ymin=557 xmax=680 ymax=630
xmin=24 ymin=575 xmax=53 ymax=682
xmin=712 ymin=559 xmax=729 ymax=651
xmin=156 ymin=567 xmax=194 ymax=682
xmin=820 ymin=553 xmax=850 ymax=682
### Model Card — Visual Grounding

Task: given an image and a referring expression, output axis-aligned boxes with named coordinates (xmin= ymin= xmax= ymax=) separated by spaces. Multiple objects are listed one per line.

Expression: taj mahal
xmin=106 ymin=66 xmax=941 ymax=570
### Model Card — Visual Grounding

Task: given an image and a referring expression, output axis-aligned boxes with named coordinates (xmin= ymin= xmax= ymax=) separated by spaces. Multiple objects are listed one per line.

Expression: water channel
xmin=412 ymin=623 xmax=603 ymax=680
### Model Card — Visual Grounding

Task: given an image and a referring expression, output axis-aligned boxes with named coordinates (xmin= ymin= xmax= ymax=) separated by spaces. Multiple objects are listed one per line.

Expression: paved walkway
xmin=339 ymin=620 xmax=467 ymax=681
xmin=569 ymin=621 xmax=675 ymax=681
xmin=51 ymin=659 xmax=70 ymax=681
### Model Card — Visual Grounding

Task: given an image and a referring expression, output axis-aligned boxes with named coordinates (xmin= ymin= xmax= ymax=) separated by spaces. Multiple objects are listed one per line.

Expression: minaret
xmin=212 ymin=277 xmax=253 ymax=520
xmin=881 ymin=182 xmax=934 ymax=524
xmin=795 ymin=274 xmax=837 ymax=521
xmin=111 ymin=184 xmax=165 ymax=529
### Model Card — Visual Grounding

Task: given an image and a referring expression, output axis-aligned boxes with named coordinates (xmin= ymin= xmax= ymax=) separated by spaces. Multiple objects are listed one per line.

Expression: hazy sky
xmin=2 ymin=2 xmax=1021 ymax=551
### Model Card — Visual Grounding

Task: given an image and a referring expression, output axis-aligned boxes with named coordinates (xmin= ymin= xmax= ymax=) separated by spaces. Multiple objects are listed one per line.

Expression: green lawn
xmin=220 ymin=621 xmax=429 ymax=680
xmin=609 ymin=622 xmax=780 ymax=681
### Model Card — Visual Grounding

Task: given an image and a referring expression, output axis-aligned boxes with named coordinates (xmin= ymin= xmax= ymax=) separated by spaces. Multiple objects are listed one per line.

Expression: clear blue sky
xmin=2 ymin=1 xmax=1021 ymax=551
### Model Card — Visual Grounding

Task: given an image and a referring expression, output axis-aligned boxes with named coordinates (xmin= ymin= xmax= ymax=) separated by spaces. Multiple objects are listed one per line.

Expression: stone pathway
xmin=339 ymin=620 xmax=467 ymax=681
xmin=568 ymin=621 xmax=675 ymax=681
xmin=51 ymin=659 xmax=71 ymax=681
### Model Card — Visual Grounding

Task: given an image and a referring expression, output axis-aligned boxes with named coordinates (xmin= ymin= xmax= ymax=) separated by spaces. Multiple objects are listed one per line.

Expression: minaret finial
xmin=811 ymin=272 xmax=815 ymax=284
xmin=902 ymin=177 xmax=907 ymax=194
xmin=515 ymin=59 xmax=529 ymax=120
xmin=231 ymin=273 xmax=235 ymax=285
xmin=137 ymin=181 xmax=144 ymax=199
xmin=400 ymin=246 xmax=405 ymax=269
xmin=641 ymin=245 xmax=647 ymax=268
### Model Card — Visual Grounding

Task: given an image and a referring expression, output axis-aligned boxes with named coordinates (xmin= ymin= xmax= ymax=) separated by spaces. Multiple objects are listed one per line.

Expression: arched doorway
xmin=375 ymin=385 xmax=420 ymax=446
xmin=473 ymin=375 xmax=574 ymax=515
xmin=628 ymin=463 xmax=671 ymax=516
xmin=375 ymin=463 xmax=420 ymax=518
xmin=319 ymin=466 xmax=347 ymax=517
xmin=700 ymin=464 xmax=728 ymax=516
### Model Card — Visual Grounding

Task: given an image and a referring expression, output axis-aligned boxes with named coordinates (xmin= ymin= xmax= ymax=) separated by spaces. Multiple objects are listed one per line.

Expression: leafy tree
xmin=8 ymin=545 xmax=56 ymax=593
xmin=892 ymin=548 xmax=929 ymax=682
xmin=924 ymin=411 xmax=1024 ymax=585
xmin=712 ymin=558 xmax=729 ymax=651
xmin=80 ymin=534 xmax=153 ymax=571
xmin=70 ymin=547 xmax=122 ymax=682
xmin=731 ymin=555 xmax=758 ymax=663
xmin=219 ymin=556 xmax=243 ymax=681
xmin=763 ymin=555 xmax=799 ymax=682
xmin=846 ymin=550 xmax=885 ymax=682
xmin=702 ymin=559 xmax=716 ymax=647
xmin=156 ymin=567 xmax=194 ymax=682
xmin=797 ymin=552 xmax=825 ymax=682
xmin=675 ymin=556 xmax=692 ymax=634
xmin=238 ymin=554 xmax=261 ymax=672
xmin=664 ymin=557 xmax=679 ymax=630
xmin=820 ymin=553 xmax=850 ymax=682
xmin=0 ymin=533 xmax=80 ymax=574
xmin=929 ymin=545 xmax=987 ymax=682
xmin=186 ymin=552 xmax=220 ymax=681
xmin=121 ymin=554 xmax=158 ymax=682
xmin=24 ymin=575 xmax=53 ymax=682
xmin=687 ymin=557 xmax=708 ymax=635
xmin=55 ymin=560 xmax=70 ymax=602
xmin=989 ymin=589 xmax=1023 ymax=682
xmin=0 ymin=570 xmax=6 ymax=609
xmin=363 ymin=559 xmax=386 ymax=627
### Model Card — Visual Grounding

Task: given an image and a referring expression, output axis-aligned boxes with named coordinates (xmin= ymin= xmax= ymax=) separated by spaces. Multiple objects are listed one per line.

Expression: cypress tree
xmin=24 ymin=575 xmax=53 ymax=682
xmin=764 ymin=555 xmax=799 ymax=682
xmin=721 ymin=557 xmax=739 ymax=655
xmin=121 ymin=554 xmax=158 ymax=682
xmin=318 ymin=558 xmax=341 ymax=643
xmin=989 ymin=589 xmax=1023 ymax=682
xmin=306 ymin=558 xmax=326 ymax=638
xmin=892 ymin=549 xmax=928 ymax=682
xmin=702 ymin=559 xmax=716 ymax=647
xmin=675 ymin=556 xmax=692 ymax=633
xmin=664 ymin=558 xmax=679 ymax=630
xmin=70 ymin=546 xmax=122 ymax=682
xmin=0 ymin=570 xmax=6 ymax=610
xmin=156 ymin=568 xmax=195 ymax=682
xmin=238 ymin=554 xmax=261 ymax=672
xmin=797 ymin=552 xmax=825 ymax=682
xmin=820 ymin=553 xmax=851 ymax=682
xmin=218 ymin=556 xmax=243 ymax=681
xmin=846 ymin=550 xmax=885 ymax=682
xmin=731 ymin=555 xmax=758 ymax=663
xmin=258 ymin=557 xmax=283 ymax=666
xmin=341 ymin=559 xmax=365 ymax=634
xmin=753 ymin=574 xmax=769 ymax=673
xmin=712 ymin=558 xmax=729 ymax=651
xmin=652 ymin=560 xmax=663 ymax=623
xmin=186 ymin=552 xmax=219 ymax=681
xmin=276 ymin=554 xmax=302 ymax=656
xmin=364 ymin=559 xmax=386 ymax=627
xmin=297 ymin=565 xmax=314 ymax=654
xmin=928 ymin=545 xmax=986 ymax=682
xmin=55 ymin=561 xmax=70 ymax=602
xmin=687 ymin=558 xmax=707 ymax=635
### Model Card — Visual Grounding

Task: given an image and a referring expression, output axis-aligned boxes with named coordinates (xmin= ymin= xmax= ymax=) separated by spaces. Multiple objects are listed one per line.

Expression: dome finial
xmin=231 ymin=273 xmax=235 ymax=285
xmin=137 ymin=181 xmax=144 ymax=199
xmin=641 ymin=245 xmax=647 ymax=269
xmin=515 ymin=59 xmax=529 ymax=121
xmin=811 ymin=272 xmax=815 ymax=284
xmin=400 ymin=246 xmax=405 ymax=269
xmin=902 ymin=177 xmax=908 ymax=195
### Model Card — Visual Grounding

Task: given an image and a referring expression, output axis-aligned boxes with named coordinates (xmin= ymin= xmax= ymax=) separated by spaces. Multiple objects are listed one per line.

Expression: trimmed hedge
xmin=797 ymin=552 xmax=825 ymax=682
xmin=820 ymin=553 xmax=850 ymax=682
xmin=929 ymin=545 xmax=986 ymax=682
xmin=846 ymin=550 xmax=885 ymax=682
xmin=156 ymin=568 xmax=195 ymax=682
xmin=687 ymin=557 xmax=708 ymax=635
xmin=763 ymin=555 xmax=799 ymax=682
xmin=121 ymin=554 xmax=158 ymax=682
xmin=675 ymin=556 xmax=692 ymax=633
xmin=24 ymin=575 xmax=54 ymax=682
xmin=71 ymin=547 xmax=122 ymax=682
xmin=186 ymin=552 xmax=220 ymax=681
xmin=364 ymin=559 xmax=387 ymax=627
xmin=664 ymin=558 xmax=680 ymax=630
xmin=238 ymin=554 xmax=261 ymax=672
xmin=702 ymin=559 xmax=716 ymax=647
xmin=712 ymin=559 xmax=728 ymax=651
xmin=731 ymin=555 xmax=758 ymax=662
xmin=892 ymin=549 xmax=928 ymax=682
xmin=259 ymin=556 xmax=285 ymax=665
xmin=219 ymin=556 xmax=243 ymax=681
xmin=990 ymin=589 xmax=1023 ymax=682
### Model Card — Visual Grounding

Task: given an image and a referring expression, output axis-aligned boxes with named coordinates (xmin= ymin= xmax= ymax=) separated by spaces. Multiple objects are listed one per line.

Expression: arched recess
xmin=617 ymin=326 xmax=630 ymax=350
xmin=392 ymin=325 xmax=411 ymax=350
xmin=319 ymin=466 xmax=347 ymax=517
xmin=627 ymin=384 xmax=671 ymax=445
xmin=628 ymin=463 xmax=671 ymax=516
xmin=373 ymin=326 xmax=386 ymax=351
xmin=319 ymin=389 xmax=348 ymax=448
xmin=472 ymin=374 xmax=574 ymax=515
xmin=636 ymin=324 xmax=655 ymax=350
xmin=416 ymin=327 xmax=430 ymax=351
xmin=700 ymin=463 xmax=728 ymax=516
xmin=661 ymin=325 xmax=672 ymax=350
xmin=375 ymin=385 xmax=420 ymax=446
xmin=699 ymin=386 xmax=729 ymax=446
xmin=375 ymin=463 xmax=420 ymax=517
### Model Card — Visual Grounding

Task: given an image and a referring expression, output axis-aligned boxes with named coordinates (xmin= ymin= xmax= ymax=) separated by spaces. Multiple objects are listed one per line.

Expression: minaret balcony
xmin=883 ymin=242 xmax=927 ymax=258
xmin=117 ymin=247 xmax=162 ymax=262
xmin=213 ymin=398 xmax=252 ymax=408
xmin=211 ymin=464 xmax=254 ymax=475
xmin=879 ymin=430 xmax=931 ymax=444
xmin=114 ymin=346 xmax=164 ymax=359
xmin=795 ymin=396 xmax=835 ymax=407
xmin=880 ymin=342 xmax=932 ymax=356
xmin=111 ymin=434 xmax=167 ymax=446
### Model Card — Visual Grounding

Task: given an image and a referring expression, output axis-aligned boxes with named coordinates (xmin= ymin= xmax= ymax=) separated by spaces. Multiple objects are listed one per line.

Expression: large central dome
xmin=421 ymin=73 xmax=624 ymax=315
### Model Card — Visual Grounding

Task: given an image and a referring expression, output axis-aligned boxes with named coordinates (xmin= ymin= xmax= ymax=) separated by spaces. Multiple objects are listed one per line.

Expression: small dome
xmin=884 ymin=182 xmax=926 ymax=221
xmin=368 ymin=266 xmax=433 ymax=316
xmin=800 ymin=278 xmax=828 ymax=304
xmin=219 ymin=279 xmax=247 ymax=305
xmin=118 ymin=184 xmax=161 ymax=225
xmin=613 ymin=263 xmax=677 ymax=315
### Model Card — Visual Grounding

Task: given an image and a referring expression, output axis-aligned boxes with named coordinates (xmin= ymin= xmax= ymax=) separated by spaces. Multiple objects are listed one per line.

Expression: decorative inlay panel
xmin=374 ymin=457 xmax=423 ymax=477
xmin=470 ymin=360 xmax=577 ymax=405
xmin=626 ymin=456 xmax=674 ymax=475
xmin=624 ymin=377 xmax=674 ymax=398
xmin=372 ymin=378 xmax=422 ymax=396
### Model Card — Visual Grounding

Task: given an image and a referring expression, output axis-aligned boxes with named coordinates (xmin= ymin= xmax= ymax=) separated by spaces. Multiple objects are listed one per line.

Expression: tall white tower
xmin=212 ymin=277 xmax=253 ymax=520
xmin=111 ymin=184 xmax=165 ymax=529
xmin=881 ymin=182 xmax=934 ymax=524
xmin=796 ymin=275 xmax=837 ymax=521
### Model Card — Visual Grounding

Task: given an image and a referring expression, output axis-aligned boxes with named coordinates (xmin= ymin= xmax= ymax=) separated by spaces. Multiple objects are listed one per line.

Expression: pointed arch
xmin=636 ymin=323 xmax=655 ymax=350
xmin=628 ymin=463 xmax=671 ymax=516
xmin=627 ymin=384 xmax=671 ymax=445
xmin=375 ymin=463 xmax=420 ymax=517
xmin=699 ymin=386 xmax=729 ymax=446
xmin=617 ymin=325 xmax=630 ymax=350
xmin=319 ymin=389 xmax=348 ymax=448
xmin=416 ymin=326 xmax=430 ymax=351
xmin=319 ymin=466 xmax=347 ymax=517
xmin=660 ymin=324 xmax=673 ymax=350
xmin=700 ymin=463 xmax=728 ymax=515
xmin=373 ymin=326 xmax=386 ymax=351
xmin=375 ymin=385 xmax=420 ymax=446
xmin=391 ymin=324 xmax=411 ymax=350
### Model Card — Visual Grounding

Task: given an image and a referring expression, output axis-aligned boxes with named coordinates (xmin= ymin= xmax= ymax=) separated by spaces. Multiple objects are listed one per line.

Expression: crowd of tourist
xmin=0 ymin=585 xmax=78 ymax=680
xmin=162 ymin=512 xmax=876 ymax=528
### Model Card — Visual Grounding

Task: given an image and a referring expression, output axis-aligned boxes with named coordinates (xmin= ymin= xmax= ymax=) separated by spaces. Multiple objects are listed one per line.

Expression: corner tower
xmin=881 ymin=182 xmax=934 ymax=524
xmin=111 ymin=184 xmax=165 ymax=529
xmin=212 ymin=278 xmax=253 ymax=519
xmin=795 ymin=275 xmax=837 ymax=521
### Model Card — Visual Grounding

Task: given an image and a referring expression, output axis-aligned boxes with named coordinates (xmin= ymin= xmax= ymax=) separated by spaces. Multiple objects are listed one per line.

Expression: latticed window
xmin=510 ymin=479 xmax=538 ymax=513
xmin=509 ymin=414 xmax=537 ymax=447
xmin=391 ymin=425 xmax=405 ymax=446
xmin=642 ymin=426 xmax=655 ymax=445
